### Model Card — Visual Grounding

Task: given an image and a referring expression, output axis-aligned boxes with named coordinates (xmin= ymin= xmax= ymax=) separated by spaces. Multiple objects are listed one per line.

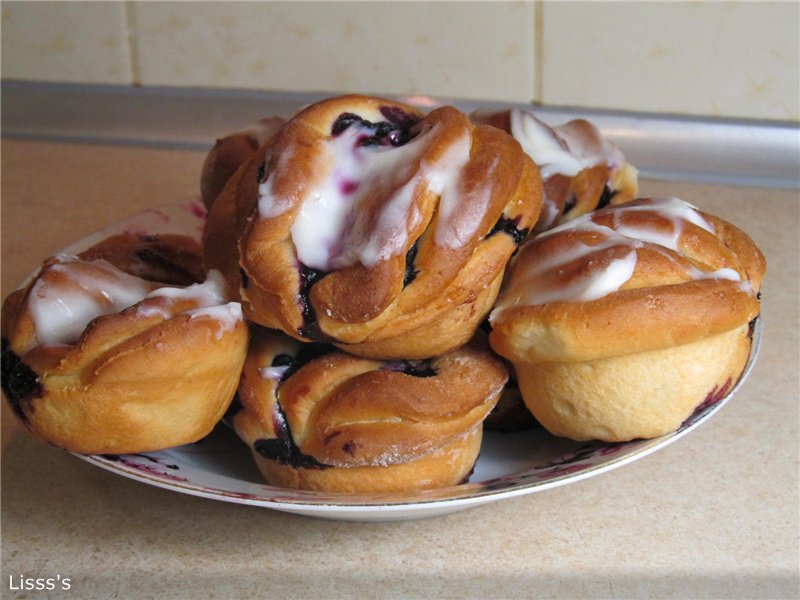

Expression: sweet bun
xmin=207 ymin=94 xmax=542 ymax=359
xmin=472 ymin=108 xmax=638 ymax=232
xmin=200 ymin=116 xmax=285 ymax=210
xmin=231 ymin=328 xmax=508 ymax=493
xmin=1 ymin=252 xmax=248 ymax=454
xmin=489 ymin=197 xmax=765 ymax=442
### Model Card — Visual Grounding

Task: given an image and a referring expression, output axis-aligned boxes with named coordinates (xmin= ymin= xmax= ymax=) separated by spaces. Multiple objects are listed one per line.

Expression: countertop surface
xmin=1 ymin=139 xmax=798 ymax=599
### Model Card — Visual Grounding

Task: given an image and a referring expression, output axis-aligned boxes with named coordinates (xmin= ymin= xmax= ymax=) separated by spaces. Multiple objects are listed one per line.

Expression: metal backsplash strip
xmin=2 ymin=81 xmax=798 ymax=189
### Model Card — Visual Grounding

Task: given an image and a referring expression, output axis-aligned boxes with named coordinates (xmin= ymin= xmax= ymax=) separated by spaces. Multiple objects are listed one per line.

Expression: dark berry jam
xmin=403 ymin=240 xmax=420 ymax=287
xmin=487 ymin=215 xmax=529 ymax=246
xmin=271 ymin=343 xmax=334 ymax=384
xmin=382 ymin=359 xmax=437 ymax=378
xmin=330 ymin=109 xmax=419 ymax=148
xmin=597 ymin=185 xmax=618 ymax=209
xmin=297 ymin=264 xmax=331 ymax=341
xmin=1 ymin=338 xmax=40 ymax=424
xmin=253 ymin=401 xmax=327 ymax=469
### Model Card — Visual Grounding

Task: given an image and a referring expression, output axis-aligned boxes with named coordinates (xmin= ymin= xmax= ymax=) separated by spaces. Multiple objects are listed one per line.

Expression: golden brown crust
xmin=251 ymin=429 xmax=482 ymax=494
xmin=220 ymin=95 xmax=541 ymax=359
xmin=1 ymin=255 xmax=248 ymax=454
xmin=515 ymin=324 xmax=753 ymax=441
xmin=200 ymin=116 xmax=285 ymax=210
xmin=232 ymin=328 xmax=507 ymax=492
xmin=489 ymin=197 xmax=765 ymax=441
xmin=490 ymin=199 xmax=765 ymax=364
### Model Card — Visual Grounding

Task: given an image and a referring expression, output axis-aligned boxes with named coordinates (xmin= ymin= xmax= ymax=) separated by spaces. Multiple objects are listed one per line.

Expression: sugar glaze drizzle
xmin=256 ymin=109 xmax=483 ymax=273
xmin=27 ymin=256 xmax=241 ymax=347
xmin=491 ymin=197 xmax=747 ymax=321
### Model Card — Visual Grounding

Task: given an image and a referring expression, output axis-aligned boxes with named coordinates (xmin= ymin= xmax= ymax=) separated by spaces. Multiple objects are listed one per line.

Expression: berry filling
xmin=253 ymin=401 xmax=327 ymax=469
xmin=382 ymin=359 xmax=437 ymax=378
xmin=297 ymin=264 xmax=330 ymax=340
xmin=0 ymin=338 xmax=40 ymax=424
xmin=330 ymin=108 xmax=419 ymax=148
xmin=270 ymin=342 xmax=334 ymax=384
xmin=487 ymin=215 xmax=529 ymax=246
xmin=403 ymin=240 xmax=420 ymax=287
xmin=597 ymin=185 xmax=618 ymax=209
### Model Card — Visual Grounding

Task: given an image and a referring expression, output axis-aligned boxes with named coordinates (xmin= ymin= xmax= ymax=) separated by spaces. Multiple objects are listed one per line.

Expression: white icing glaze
xmin=259 ymin=365 xmax=290 ymax=381
xmin=144 ymin=269 xmax=228 ymax=307
xmin=258 ymin=116 xmax=474 ymax=272
xmin=28 ymin=258 xmax=240 ymax=347
xmin=29 ymin=255 xmax=157 ymax=346
xmin=491 ymin=198 xmax=742 ymax=320
xmin=510 ymin=110 xmax=608 ymax=180
xmin=186 ymin=302 xmax=243 ymax=340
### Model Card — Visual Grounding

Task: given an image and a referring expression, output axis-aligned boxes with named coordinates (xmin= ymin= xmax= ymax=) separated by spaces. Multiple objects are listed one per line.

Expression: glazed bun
xmin=231 ymin=328 xmax=508 ymax=493
xmin=489 ymin=197 xmax=765 ymax=442
xmin=472 ymin=108 xmax=638 ymax=232
xmin=200 ymin=116 xmax=285 ymax=210
xmin=206 ymin=94 xmax=542 ymax=359
xmin=1 ymin=249 xmax=248 ymax=454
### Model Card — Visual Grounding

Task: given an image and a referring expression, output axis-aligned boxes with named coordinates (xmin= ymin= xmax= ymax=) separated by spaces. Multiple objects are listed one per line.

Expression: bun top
xmin=490 ymin=197 xmax=766 ymax=363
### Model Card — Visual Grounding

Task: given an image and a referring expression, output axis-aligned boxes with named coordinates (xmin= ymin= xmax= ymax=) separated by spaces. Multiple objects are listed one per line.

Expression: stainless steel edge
xmin=2 ymin=81 xmax=798 ymax=189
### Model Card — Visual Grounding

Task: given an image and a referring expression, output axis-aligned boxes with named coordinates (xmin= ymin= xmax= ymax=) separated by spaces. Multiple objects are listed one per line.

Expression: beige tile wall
xmin=1 ymin=1 xmax=797 ymax=121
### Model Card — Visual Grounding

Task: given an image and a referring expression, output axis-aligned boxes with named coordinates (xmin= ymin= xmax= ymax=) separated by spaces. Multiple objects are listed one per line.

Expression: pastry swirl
xmin=1 ymin=249 xmax=248 ymax=454
xmin=232 ymin=328 xmax=508 ymax=492
xmin=489 ymin=197 xmax=765 ymax=441
xmin=207 ymin=95 xmax=542 ymax=359
xmin=472 ymin=108 xmax=638 ymax=232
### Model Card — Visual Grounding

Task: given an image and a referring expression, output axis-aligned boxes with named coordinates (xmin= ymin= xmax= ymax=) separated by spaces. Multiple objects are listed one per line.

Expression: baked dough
xmin=231 ymin=328 xmax=508 ymax=492
xmin=489 ymin=197 xmax=765 ymax=441
xmin=1 ymin=250 xmax=248 ymax=454
xmin=472 ymin=108 xmax=638 ymax=232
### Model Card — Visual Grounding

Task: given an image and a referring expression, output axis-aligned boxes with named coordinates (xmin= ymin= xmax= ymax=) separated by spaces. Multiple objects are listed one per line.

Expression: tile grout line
xmin=123 ymin=1 xmax=142 ymax=86
xmin=534 ymin=0 xmax=544 ymax=104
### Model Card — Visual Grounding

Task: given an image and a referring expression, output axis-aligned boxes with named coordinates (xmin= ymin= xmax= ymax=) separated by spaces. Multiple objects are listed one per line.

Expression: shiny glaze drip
xmin=257 ymin=108 xmax=482 ymax=275
xmin=26 ymin=256 xmax=241 ymax=348
xmin=28 ymin=255 xmax=157 ymax=346
xmin=491 ymin=197 xmax=745 ymax=320
xmin=509 ymin=109 xmax=621 ymax=181
xmin=509 ymin=109 xmax=628 ymax=230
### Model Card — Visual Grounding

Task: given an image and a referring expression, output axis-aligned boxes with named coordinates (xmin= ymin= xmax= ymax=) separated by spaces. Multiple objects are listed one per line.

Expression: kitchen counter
xmin=1 ymin=138 xmax=798 ymax=599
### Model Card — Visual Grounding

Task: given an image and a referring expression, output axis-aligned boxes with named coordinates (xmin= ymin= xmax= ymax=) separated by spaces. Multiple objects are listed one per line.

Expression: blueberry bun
xmin=231 ymin=328 xmax=508 ymax=493
xmin=489 ymin=197 xmax=765 ymax=442
xmin=206 ymin=94 xmax=542 ymax=360
xmin=1 ymin=249 xmax=248 ymax=454
xmin=472 ymin=108 xmax=638 ymax=233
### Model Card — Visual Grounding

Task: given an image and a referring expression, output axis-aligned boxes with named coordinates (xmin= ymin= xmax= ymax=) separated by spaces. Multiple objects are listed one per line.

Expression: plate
xmin=53 ymin=200 xmax=759 ymax=521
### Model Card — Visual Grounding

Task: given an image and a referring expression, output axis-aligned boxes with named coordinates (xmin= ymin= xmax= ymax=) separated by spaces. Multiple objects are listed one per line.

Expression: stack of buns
xmin=1 ymin=94 xmax=765 ymax=493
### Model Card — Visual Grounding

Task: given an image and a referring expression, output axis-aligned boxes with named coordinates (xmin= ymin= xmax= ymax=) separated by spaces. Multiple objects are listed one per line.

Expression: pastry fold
xmin=489 ymin=197 xmax=765 ymax=441
xmin=232 ymin=328 xmax=507 ymax=493
xmin=2 ymin=243 xmax=248 ymax=454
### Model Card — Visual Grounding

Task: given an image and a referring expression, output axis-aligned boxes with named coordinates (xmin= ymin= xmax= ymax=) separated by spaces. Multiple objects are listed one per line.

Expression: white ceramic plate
xmin=56 ymin=200 xmax=759 ymax=522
